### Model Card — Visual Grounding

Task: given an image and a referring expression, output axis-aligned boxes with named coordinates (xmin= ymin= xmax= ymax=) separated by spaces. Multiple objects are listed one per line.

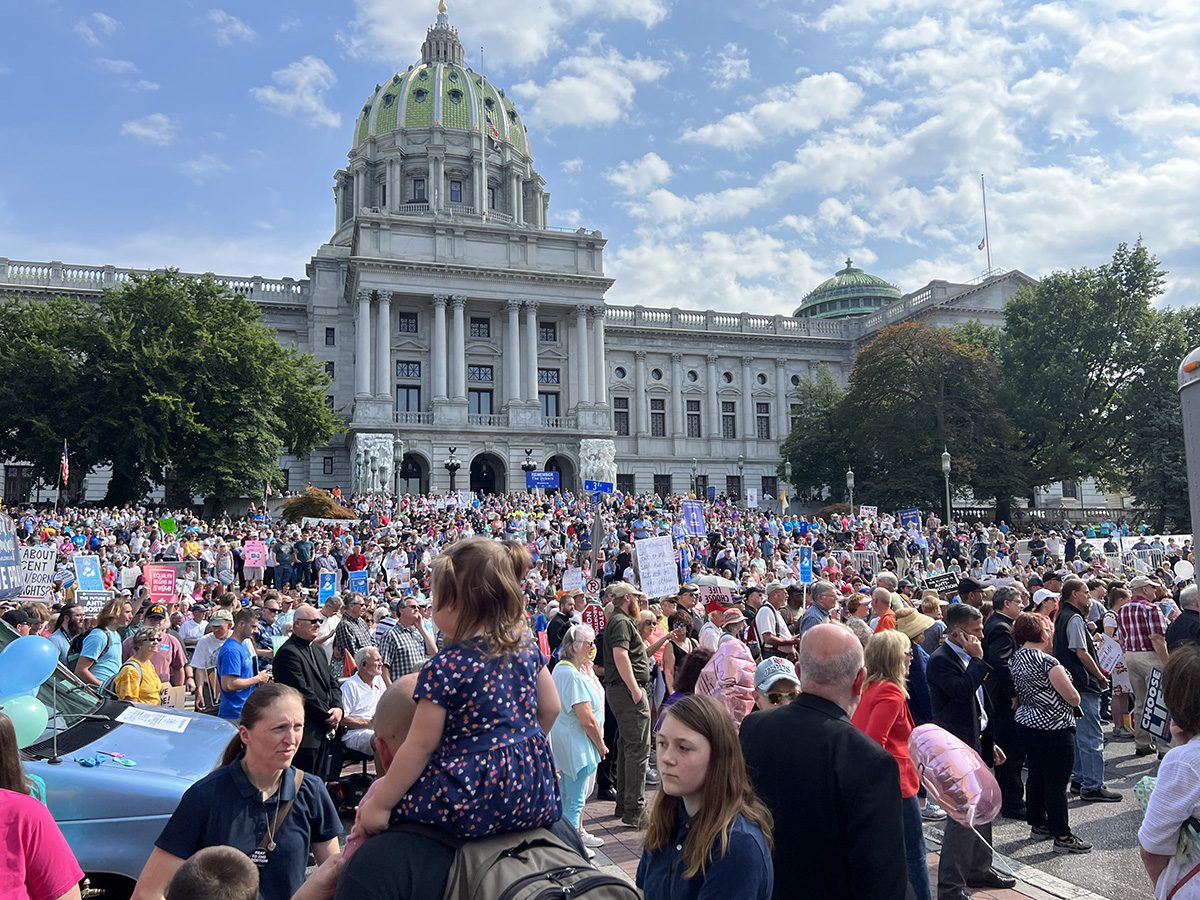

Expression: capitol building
xmin=0 ymin=6 xmax=1113 ymax=511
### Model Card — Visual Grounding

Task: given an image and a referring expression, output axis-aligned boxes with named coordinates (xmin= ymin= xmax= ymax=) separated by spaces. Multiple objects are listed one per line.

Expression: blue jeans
xmin=902 ymin=795 xmax=932 ymax=900
xmin=559 ymin=765 xmax=597 ymax=830
xmin=1071 ymin=691 xmax=1104 ymax=791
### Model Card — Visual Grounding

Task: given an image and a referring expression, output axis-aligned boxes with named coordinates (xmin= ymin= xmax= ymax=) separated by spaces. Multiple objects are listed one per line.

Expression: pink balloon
xmin=908 ymin=724 xmax=1002 ymax=828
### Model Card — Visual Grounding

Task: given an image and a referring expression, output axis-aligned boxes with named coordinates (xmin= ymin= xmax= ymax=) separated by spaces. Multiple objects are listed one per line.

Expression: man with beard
xmin=601 ymin=582 xmax=652 ymax=828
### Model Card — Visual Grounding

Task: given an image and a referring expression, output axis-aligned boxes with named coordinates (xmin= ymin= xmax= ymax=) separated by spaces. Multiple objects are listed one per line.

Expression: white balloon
xmin=1174 ymin=560 xmax=1195 ymax=581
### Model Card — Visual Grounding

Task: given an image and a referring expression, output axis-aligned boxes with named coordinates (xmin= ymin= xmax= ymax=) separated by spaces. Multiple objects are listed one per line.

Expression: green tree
xmin=999 ymin=241 xmax=1163 ymax=488
xmin=778 ymin=366 xmax=847 ymax=499
xmin=0 ymin=272 xmax=342 ymax=504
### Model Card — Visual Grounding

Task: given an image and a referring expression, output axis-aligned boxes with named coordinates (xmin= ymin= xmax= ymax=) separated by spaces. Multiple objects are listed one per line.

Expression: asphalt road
xmin=930 ymin=732 xmax=1165 ymax=899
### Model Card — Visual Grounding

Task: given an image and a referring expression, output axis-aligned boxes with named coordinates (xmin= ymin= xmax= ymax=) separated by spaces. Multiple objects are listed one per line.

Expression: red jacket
xmin=851 ymin=679 xmax=919 ymax=797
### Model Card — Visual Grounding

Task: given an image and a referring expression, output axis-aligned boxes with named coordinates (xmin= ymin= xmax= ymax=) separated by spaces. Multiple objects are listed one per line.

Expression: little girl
xmin=354 ymin=536 xmax=562 ymax=842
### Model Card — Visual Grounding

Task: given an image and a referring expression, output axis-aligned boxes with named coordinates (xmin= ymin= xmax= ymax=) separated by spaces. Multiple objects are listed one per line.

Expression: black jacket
xmin=740 ymin=694 xmax=910 ymax=900
xmin=546 ymin=612 xmax=574 ymax=655
xmin=1054 ymin=604 xmax=1102 ymax=693
xmin=928 ymin=643 xmax=994 ymax=761
xmin=274 ymin=635 xmax=342 ymax=750
xmin=982 ymin=612 xmax=1017 ymax=708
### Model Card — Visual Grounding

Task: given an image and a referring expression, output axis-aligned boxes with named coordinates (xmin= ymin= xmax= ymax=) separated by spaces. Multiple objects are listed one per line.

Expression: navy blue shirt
xmin=637 ymin=808 xmax=773 ymax=900
xmin=156 ymin=761 xmax=342 ymax=900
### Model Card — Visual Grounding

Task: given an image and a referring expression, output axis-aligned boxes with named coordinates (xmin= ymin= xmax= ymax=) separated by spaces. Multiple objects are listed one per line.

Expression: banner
xmin=634 ymin=535 xmax=681 ymax=599
xmin=18 ymin=544 xmax=58 ymax=602
xmin=858 ymin=505 xmax=878 ymax=518
xmin=145 ymin=564 xmax=178 ymax=603
xmin=243 ymin=540 xmax=268 ymax=569
xmin=1140 ymin=666 xmax=1171 ymax=742
xmin=746 ymin=488 xmax=759 ymax=508
xmin=347 ymin=570 xmax=369 ymax=596
xmin=898 ymin=508 xmax=921 ymax=530
xmin=318 ymin=571 xmax=339 ymax=605
xmin=0 ymin=514 xmax=21 ymax=601
xmin=797 ymin=545 xmax=813 ymax=584
xmin=682 ymin=500 xmax=706 ymax=537
xmin=73 ymin=553 xmax=104 ymax=592
xmin=526 ymin=470 xmax=560 ymax=490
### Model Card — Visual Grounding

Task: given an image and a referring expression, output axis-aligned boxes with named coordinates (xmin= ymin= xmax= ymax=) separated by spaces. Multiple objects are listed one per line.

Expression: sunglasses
xmin=294 ymin=617 xmax=321 ymax=624
xmin=767 ymin=691 xmax=800 ymax=706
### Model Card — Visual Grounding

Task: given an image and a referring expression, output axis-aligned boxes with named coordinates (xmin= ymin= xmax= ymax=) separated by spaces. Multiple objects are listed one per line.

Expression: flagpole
xmin=479 ymin=45 xmax=487 ymax=221
xmin=980 ymin=174 xmax=993 ymax=274
xmin=56 ymin=439 xmax=65 ymax=514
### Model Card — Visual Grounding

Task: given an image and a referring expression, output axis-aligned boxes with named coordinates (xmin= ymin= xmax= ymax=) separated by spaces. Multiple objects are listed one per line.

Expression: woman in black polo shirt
xmin=132 ymin=684 xmax=342 ymax=900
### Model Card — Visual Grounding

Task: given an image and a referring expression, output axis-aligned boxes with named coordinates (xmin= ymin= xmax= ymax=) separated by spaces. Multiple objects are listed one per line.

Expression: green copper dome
xmin=794 ymin=258 xmax=902 ymax=319
xmin=350 ymin=5 xmax=532 ymax=160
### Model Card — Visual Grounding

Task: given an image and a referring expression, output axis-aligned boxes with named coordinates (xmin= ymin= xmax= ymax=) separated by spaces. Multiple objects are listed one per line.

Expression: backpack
xmin=66 ymin=627 xmax=112 ymax=672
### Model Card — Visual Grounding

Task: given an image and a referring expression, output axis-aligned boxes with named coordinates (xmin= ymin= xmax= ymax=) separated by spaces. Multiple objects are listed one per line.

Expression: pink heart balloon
xmin=908 ymin=723 xmax=1002 ymax=828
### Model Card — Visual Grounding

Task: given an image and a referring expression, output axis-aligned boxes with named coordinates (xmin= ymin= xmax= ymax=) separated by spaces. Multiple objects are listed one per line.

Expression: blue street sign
xmin=584 ymin=480 xmax=614 ymax=493
xmin=526 ymin=470 xmax=561 ymax=490
xmin=798 ymin=545 xmax=813 ymax=584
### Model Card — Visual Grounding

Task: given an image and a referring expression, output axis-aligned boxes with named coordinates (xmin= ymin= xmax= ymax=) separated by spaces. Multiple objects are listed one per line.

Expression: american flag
xmin=60 ymin=441 xmax=69 ymax=483
xmin=485 ymin=114 xmax=500 ymax=139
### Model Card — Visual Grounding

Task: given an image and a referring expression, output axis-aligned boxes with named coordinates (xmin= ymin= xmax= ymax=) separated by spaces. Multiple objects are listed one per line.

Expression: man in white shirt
xmin=341 ymin=646 xmax=385 ymax=756
xmin=191 ymin=609 xmax=232 ymax=712
xmin=315 ymin=596 xmax=343 ymax=666
xmin=755 ymin=582 xmax=798 ymax=660
xmin=179 ymin=604 xmax=207 ymax=651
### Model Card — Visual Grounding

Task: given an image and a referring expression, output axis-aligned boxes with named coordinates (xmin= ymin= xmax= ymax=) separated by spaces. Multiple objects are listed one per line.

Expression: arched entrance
xmin=544 ymin=455 xmax=576 ymax=494
xmin=470 ymin=452 xmax=506 ymax=494
xmin=397 ymin=453 xmax=429 ymax=495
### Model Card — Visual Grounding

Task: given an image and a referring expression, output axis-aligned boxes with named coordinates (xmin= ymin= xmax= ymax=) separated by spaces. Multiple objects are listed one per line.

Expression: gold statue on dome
xmin=438 ymin=0 xmax=448 ymax=13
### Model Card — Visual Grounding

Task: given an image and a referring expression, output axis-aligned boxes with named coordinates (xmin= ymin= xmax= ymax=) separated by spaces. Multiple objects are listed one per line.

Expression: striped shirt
xmin=1117 ymin=597 xmax=1167 ymax=653
xmin=1011 ymin=648 xmax=1075 ymax=731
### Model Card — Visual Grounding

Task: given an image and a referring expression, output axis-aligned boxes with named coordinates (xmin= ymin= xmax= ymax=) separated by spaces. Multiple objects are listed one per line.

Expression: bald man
xmin=334 ymin=677 xmax=588 ymax=900
xmin=740 ymin=624 xmax=908 ymax=899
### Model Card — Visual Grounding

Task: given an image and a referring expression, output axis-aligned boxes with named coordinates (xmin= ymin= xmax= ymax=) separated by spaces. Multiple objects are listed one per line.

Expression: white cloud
xmin=681 ymin=73 xmax=864 ymax=149
xmin=512 ymin=49 xmax=668 ymax=128
xmin=96 ymin=58 xmax=137 ymax=74
xmin=251 ymin=57 xmax=340 ymax=129
xmin=179 ymin=154 xmax=231 ymax=181
xmin=207 ymin=9 xmax=257 ymax=46
xmin=561 ymin=158 xmax=584 ymax=174
xmin=606 ymin=152 xmax=672 ymax=194
xmin=339 ymin=0 xmax=668 ymax=70
xmin=707 ymin=42 xmax=751 ymax=88
xmin=120 ymin=113 xmax=177 ymax=145
xmin=75 ymin=12 xmax=119 ymax=45
xmin=132 ymin=80 xmax=160 ymax=92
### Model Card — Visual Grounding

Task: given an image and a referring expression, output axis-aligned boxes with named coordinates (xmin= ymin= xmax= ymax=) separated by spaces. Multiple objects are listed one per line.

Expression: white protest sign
xmin=746 ymin=488 xmax=758 ymax=509
xmin=18 ymin=544 xmax=58 ymax=602
xmin=1099 ymin=635 xmax=1133 ymax=693
xmin=562 ymin=567 xmax=583 ymax=592
xmin=697 ymin=584 xmax=733 ymax=607
xmin=859 ymin=505 xmax=878 ymax=518
xmin=634 ymin=536 xmax=681 ymax=599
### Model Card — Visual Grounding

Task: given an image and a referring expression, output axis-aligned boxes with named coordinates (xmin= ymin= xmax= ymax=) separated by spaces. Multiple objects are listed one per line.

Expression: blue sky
xmin=2 ymin=0 xmax=1197 ymax=315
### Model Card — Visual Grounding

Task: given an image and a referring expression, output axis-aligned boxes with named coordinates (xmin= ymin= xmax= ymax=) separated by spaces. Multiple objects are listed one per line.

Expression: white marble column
xmin=741 ymin=356 xmax=755 ymax=440
xmin=432 ymin=295 xmax=449 ymax=401
xmin=523 ymin=301 xmax=539 ymax=403
xmin=706 ymin=353 xmax=720 ymax=439
xmin=634 ymin=351 xmax=648 ymax=436
xmin=355 ymin=290 xmax=372 ymax=397
xmin=505 ymin=299 xmax=522 ymax=406
xmin=775 ymin=358 xmax=790 ymax=436
xmin=335 ymin=180 xmax=345 ymax=227
xmin=575 ymin=306 xmax=591 ymax=406
xmin=449 ymin=296 xmax=467 ymax=400
xmin=374 ymin=292 xmax=391 ymax=398
xmin=591 ymin=306 xmax=607 ymax=406
xmin=671 ymin=353 xmax=685 ymax=437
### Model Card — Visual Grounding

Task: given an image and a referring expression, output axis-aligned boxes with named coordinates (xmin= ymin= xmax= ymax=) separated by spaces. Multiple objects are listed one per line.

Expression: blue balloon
xmin=0 ymin=635 xmax=59 ymax=698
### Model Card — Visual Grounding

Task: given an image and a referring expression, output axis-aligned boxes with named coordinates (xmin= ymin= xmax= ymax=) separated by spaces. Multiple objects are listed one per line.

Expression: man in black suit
xmin=929 ymin=603 xmax=1015 ymax=899
xmin=741 ymin=623 xmax=910 ymax=900
xmin=983 ymin=585 xmax=1026 ymax=817
xmin=274 ymin=604 xmax=344 ymax=779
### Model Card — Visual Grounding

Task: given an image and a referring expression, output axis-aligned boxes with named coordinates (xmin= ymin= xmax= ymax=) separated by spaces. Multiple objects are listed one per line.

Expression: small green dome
xmin=794 ymin=258 xmax=901 ymax=319
xmin=350 ymin=7 xmax=531 ymax=160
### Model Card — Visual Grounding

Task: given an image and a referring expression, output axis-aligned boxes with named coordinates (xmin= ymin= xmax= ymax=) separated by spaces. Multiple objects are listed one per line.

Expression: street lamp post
xmin=737 ymin=454 xmax=745 ymax=505
xmin=690 ymin=457 xmax=698 ymax=497
xmin=444 ymin=447 xmax=462 ymax=494
xmin=846 ymin=467 xmax=855 ymax=517
xmin=784 ymin=460 xmax=792 ymax=514
xmin=941 ymin=447 xmax=952 ymax=525
xmin=521 ymin=448 xmax=537 ymax=493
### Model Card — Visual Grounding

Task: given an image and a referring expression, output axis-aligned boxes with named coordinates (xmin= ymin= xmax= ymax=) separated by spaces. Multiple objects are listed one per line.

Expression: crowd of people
xmin=2 ymin=490 xmax=1199 ymax=900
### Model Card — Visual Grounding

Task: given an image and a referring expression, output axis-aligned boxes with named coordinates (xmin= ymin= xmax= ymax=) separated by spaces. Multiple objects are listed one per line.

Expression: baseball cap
xmin=743 ymin=585 xmax=764 ymax=597
xmin=1129 ymin=575 xmax=1154 ymax=590
xmin=705 ymin=599 xmax=731 ymax=615
xmin=678 ymin=584 xmax=699 ymax=595
xmin=209 ymin=609 xmax=234 ymax=625
xmin=1032 ymin=588 xmax=1059 ymax=608
xmin=957 ymin=577 xmax=985 ymax=596
xmin=146 ymin=604 xmax=168 ymax=619
xmin=720 ymin=608 xmax=746 ymax=627
xmin=755 ymin=657 xmax=800 ymax=693
xmin=607 ymin=583 xmax=647 ymax=601
xmin=2 ymin=609 xmax=32 ymax=628
xmin=764 ymin=581 xmax=787 ymax=594
xmin=1042 ymin=569 xmax=1066 ymax=583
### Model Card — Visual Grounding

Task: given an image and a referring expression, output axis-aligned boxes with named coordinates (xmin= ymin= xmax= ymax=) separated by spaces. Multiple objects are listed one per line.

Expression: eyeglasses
xmin=294 ymin=617 xmax=320 ymax=624
xmin=767 ymin=691 xmax=800 ymax=706
xmin=264 ymin=607 xmax=280 ymax=613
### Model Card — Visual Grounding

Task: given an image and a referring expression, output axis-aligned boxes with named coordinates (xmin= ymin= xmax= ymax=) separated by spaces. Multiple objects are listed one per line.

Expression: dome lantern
xmin=793 ymin=257 xmax=902 ymax=319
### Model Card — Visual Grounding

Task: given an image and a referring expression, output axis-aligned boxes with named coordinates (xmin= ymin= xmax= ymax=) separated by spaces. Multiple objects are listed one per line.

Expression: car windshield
xmin=0 ymin=620 xmax=105 ymax=741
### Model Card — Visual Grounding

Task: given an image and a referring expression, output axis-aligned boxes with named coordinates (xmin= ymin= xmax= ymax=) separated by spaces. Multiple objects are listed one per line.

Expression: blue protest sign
xmin=348 ymin=570 xmax=368 ymax=595
xmin=898 ymin=508 xmax=920 ymax=530
xmin=526 ymin=470 xmax=561 ymax=490
xmin=318 ymin=571 xmax=338 ymax=605
xmin=583 ymin=479 xmax=614 ymax=493
xmin=682 ymin=499 xmax=706 ymax=537
xmin=677 ymin=543 xmax=692 ymax=582
xmin=0 ymin=514 xmax=21 ymax=600
xmin=706 ymin=485 xmax=716 ymax=500
xmin=798 ymin=545 xmax=813 ymax=584
xmin=73 ymin=553 xmax=105 ymax=592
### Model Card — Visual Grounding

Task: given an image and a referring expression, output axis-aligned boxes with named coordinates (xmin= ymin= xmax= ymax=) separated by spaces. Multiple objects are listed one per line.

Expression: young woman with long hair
xmin=638 ymin=694 xmax=773 ymax=899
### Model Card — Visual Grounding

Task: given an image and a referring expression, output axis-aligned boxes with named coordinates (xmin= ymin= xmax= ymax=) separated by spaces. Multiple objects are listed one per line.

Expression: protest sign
xmin=145 ymin=565 xmax=177 ymax=603
xmin=18 ymin=544 xmax=58 ymax=602
xmin=77 ymin=589 xmax=113 ymax=616
xmin=318 ymin=571 xmax=338 ymax=605
xmin=746 ymin=488 xmax=758 ymax=508
xmin=73 ymin=553 xmax=104 ymax=592
xmin=634 ymin=536 xmax=680 ymax=599
xmin=243 ymin=540 xmax=268 ymax=569
xmin=797 ymin=545 xmax=813 ymax=584
xmin=923 ymin=572 xmax=960 ymax=594
xmin=858 ymin=505 xmax=878 ymax=518
xmin=697 ymin=584 xmax=733 ymax=608
xmin=562 ymin=567 xmax=583 ymax=592
xmin=526 ymin=471 xmax=560 ymax=490
xmin=1140 ymin=666 xmax=1171 ymax=743
xmin=0 ymin=514 xmax=21 ymax=601
xmin=682 ymin=500 xmax=705 ymax=537
xmin=1099 ymin=635 xmax=1132 ymax=692
xmin=347 ymin=570 xmax=369 ymax=595
xmin=581 ymin=601 xmax=606 ymax=633
xmin=898 ymin=508 xmax=921 ymax=530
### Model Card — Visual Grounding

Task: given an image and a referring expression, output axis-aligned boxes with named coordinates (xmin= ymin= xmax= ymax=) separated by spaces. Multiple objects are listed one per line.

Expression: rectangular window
xmin=396 ymin=312 xmax=418 ymax=333
xmin=762 ymin=476 xmax=777 ymax=498
xmin=468 ymin=389 xmax=493 ymax=415
xmin=789 ymin=402 xmax=802 ymax=432
xmin=726 ymin=475 xmax=742 ymax=500
xmin=324 ymin=327 xmax=336 ymax=346
xmin=467 ymin=364 xmax=494 ymax=383
xmin=537 ymin=368 xmax=560 ymax=385
xmin=686 ymin=399 xmax=702 ymax=438
xmin=396 ymin=361 xmax=422 ymax=379
xmin=324 ymin=361 xmax=335 ymax=379
xmin=613 ymin=397 xmax=630 ymax=436
xmin=721 ymin=401 xmax=737 ymax=439
xmin=653 ymin=474 xmax=672 ymax=497
xmin=539 ymin=322 xmax=557 ymax=342
xmin=756 ymin=402 xmax=771 ymax=440
xmin=539 ymin=392 xmax=559 ymax=418
xmin=396 ymin=386 xmax=421 ymax=412
xmin=450 ymin=180 xmax=463 ymax=204
xmin=380 ymin=182 xmax=387 ymax=208
xmin=487 ymin=186 xmax=496 ymax=210
xmin=695 ymin=475 xmax=708 ymax=499
xmin=650 ymin=398 xmax=666 ymax=437
xmin=413 ymin=178 xmax=426 ymax=202
xmin=1062 ymin=480 xmax=1079 ymax=500
xmin=325 ymin=395 xmax=335 ymax=410
xmin=469 ymin=316 xmax=491 ymax=338
xmin=616 ymin=474 xmax=636 ymax=495
xmin=322 ymin=457 xmax=334 ymax=476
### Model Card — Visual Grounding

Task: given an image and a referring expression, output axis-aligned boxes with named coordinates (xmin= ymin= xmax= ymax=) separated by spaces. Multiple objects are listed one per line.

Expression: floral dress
xmin=392 ymin=637 xmax=561 ymax=838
